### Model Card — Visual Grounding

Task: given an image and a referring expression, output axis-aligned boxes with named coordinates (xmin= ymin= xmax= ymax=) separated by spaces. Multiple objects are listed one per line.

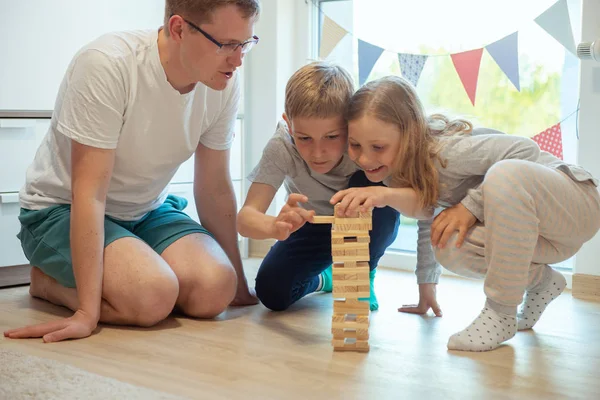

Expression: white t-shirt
xmin=19 ymin=29 xmax=240 ymax=221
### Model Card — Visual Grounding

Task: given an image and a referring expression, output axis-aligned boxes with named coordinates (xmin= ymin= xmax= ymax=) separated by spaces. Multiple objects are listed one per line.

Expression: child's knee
xmin=254 ymin=271 xmax=292 ymax=311
xmin=483 ymin=159 xmax=530 ymax=196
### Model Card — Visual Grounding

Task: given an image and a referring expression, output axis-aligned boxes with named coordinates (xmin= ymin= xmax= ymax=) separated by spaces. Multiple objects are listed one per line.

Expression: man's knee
xmin=126 ymin=274 xmax=180 ymax=327
xmin=179 ymin=262 xmax=237 ymax=319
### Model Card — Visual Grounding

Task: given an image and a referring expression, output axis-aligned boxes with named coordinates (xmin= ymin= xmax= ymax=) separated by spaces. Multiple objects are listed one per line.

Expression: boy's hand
xmin=398 ymin=283 xmax=443 ymax=317
xmin=330 ymin=187 xmax=390 ymax=216
xmin=271 ymin=194 xmax=315 ymax=241
xmin=431 ymin=203 xmax=476 ymax=249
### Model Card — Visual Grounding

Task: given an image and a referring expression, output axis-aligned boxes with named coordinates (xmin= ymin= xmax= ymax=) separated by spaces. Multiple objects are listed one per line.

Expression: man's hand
xmin=431 ymin=203 xmax=476 ymax=249
xmin=230 ymin=285 xmax=259 ymax=306
xmin=271 ymin=193 xmax=315 ymax=241
xmin=4 ymin=309 xmax=98 ymax=343
xmin=398 ymin=283 xmax=443 ymax=317
xmin=329 ymin=186 xmax=390 ymax=216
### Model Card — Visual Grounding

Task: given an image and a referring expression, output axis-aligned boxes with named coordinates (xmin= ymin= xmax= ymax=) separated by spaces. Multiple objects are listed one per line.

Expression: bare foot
xmin=29 ymin=267 xmax=62 ymax=306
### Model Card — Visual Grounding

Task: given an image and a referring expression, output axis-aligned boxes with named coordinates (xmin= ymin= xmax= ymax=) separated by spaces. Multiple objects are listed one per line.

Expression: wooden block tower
xmin=312 ymin=204 xmax=372 ymax=352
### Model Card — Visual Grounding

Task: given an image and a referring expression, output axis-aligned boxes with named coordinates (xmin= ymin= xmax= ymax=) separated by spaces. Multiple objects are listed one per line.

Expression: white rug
xmin=0 ymin=348 xmax=183 ymax=400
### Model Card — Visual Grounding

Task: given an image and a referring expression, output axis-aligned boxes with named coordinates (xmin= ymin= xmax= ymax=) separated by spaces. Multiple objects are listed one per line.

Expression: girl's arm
xmin=330 ymin=186 xmax=433 ymax=219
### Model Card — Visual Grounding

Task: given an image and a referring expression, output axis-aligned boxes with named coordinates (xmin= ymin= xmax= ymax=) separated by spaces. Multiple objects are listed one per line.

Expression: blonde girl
xmin=331 ymin=75 xmax=600 ymax=352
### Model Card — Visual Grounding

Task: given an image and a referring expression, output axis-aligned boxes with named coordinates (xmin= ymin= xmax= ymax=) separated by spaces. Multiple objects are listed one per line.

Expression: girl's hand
xmin=271 ymin=193 xmax=315 ymax=241
xmin=431 ymin=203 xmax=476 ymax=249
xmin=330 ymin=187 xmax=390 ymax=216
xmin=398 ymin=283 xmax=443 ymax=317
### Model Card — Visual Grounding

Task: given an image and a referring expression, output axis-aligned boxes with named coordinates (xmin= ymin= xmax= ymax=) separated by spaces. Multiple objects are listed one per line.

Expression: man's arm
xmin=194 ymin=143 xmax=256 ymax=305
xmin=70 ymin=141 xmax=116 ymax=322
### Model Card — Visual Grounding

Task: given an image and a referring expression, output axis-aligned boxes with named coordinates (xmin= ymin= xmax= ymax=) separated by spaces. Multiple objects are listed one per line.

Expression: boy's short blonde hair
xmin=285 ymin=62 xmax=355 ymax=121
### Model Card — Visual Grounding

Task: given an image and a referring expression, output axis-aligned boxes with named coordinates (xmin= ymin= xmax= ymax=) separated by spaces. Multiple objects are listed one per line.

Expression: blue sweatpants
xmin=255 ymin=171 xmax=401 ymax=311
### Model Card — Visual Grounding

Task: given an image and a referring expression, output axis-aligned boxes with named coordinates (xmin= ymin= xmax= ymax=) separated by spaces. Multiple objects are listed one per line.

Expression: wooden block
xmin=332 ymin=229 xmax=373 ymax=235
xmin=332 ymin=279 xmax=370 ymax=287
xmin=337 ymin=248 xmax=368 ymax=257
xmin=331 ymin=233 xmax=370 ymax=243
xmin=334 ymin=285 xmax=358 ymax=293
xmin=332 ymin=272 xmax=370 ymax=282
xmin=332 ymin=255 xmax=370 ymax=262
xmin=333 ymin=224 xmax=369 ymax=232
xmin=333 ymin=299 xmax=370 ymax=315
xmin=343 ymin=249 xmax=357 ymax=256
xmin=331 ymin=267 xmax=370 ymax=276
xmin=332 ymin=287 xmax=370 ymax=299
xmin=335 ymin=261 xmax=359 ymax=268
xmin=311 ymin=216 xmax=335 ymax=224
xmin=334 ymin=217 xmax=371 ymax=225
xmin=331 ymin=242 xmax=369 ymax=250
xmin=331 ymin=321 xmax=369 ymax=330
xmin=332 ymin=339 xmax=370 ymax=352
xmin=331 ymin=329 xmax=369 ymax=340
xmin=335 ymin=292 xmax=370 ymax=299
xmin=333 ymin=307 xmax=369 ymax=316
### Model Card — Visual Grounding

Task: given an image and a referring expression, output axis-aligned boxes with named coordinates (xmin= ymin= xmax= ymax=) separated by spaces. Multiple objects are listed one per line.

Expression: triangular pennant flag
xmin=534 ymin=0 xmax=576 ymax=55
xmin=532 ymin=123 xmax=563 ymax=159
xmin=450 ymin=48 xmax=484 ymax=106
xmin=358 ymin=39 xmax=384 ymax=85
xmin=319 ymin=15 xmax=348 ymax=59
xmin=486 ymin=32 xmax=520 ymax=91
xmin=398 ymin=53 xmax=428 ymax=87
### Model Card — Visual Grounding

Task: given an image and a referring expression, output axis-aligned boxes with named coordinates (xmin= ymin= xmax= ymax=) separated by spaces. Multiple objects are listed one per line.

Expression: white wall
xmin=574 ymin=0 xmax=600 ymax=276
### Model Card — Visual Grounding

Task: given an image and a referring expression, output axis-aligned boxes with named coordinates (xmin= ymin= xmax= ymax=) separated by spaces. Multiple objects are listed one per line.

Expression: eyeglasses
xmin=176 ymin=15 xmax=259 ymax=55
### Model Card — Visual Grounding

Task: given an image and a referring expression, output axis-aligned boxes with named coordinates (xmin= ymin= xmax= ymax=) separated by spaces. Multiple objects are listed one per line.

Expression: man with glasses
xmin=4 ymin=0 xmax=261 ymax=343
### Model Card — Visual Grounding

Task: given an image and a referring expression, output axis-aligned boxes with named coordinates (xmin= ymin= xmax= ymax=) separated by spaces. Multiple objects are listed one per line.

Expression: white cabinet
xmin=0 ymin=119 xmax=50 ymax=192
xmin=0 ymin=118 xmax=50 ymax=268
xmin=0 ymin=193 xmax=29 ymax=267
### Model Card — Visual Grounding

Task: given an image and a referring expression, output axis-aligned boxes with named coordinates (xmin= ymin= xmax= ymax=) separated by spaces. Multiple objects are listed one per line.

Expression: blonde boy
xmin=237 ymin=62 xmax=406 ymax=311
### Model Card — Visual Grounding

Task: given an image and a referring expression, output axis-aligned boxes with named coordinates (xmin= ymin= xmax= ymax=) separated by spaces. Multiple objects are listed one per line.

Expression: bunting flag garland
xmin=358 ymin=39 xmax=385 ymax=85
xmin=534 ymin=0 xmax=576 ymax=55
xmin=450 ymin=48 xmax=484 ymax=106
xmin=486 ymin=32 xmax=521 ymax=91
xmin=319 ymin=15 xmax=349 ymax=59
xmin=397 ymin=54 xmax=428 ymax=87
xmin=318 ymin=0 xmax=575 ymax=106
xmin=531 ymin=123 xmax=563 ymax=159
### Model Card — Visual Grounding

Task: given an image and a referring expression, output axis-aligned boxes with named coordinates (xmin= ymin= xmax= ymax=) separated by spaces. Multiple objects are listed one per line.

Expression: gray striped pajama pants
xmin=435 ymin=159 xmax=600 ymax=307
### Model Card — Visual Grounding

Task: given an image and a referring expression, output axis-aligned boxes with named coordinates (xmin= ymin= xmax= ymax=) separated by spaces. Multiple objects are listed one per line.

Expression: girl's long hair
xmin=346 ymin=76 xmax=472 ymax=209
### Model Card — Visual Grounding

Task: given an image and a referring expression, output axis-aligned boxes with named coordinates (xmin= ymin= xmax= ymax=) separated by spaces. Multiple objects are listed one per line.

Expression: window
xmin=318 ymin=0 xmax=581 ymax=270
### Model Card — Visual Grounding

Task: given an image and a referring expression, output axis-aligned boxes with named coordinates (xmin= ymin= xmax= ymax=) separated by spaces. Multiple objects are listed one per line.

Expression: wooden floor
xmin=1 ymin=258 xmax=599 ymax=400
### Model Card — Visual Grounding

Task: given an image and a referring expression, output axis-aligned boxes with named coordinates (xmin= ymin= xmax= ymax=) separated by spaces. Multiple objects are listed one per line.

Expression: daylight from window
xmin=320 ymin=0 xmax=581 ymax=269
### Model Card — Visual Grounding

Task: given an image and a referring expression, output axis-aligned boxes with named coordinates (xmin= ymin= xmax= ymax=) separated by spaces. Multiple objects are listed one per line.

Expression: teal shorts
xmin=17 ymin=195 xmax=212 ymax=288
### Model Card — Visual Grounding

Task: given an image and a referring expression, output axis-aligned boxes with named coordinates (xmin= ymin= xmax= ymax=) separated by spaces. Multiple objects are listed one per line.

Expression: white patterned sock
xmin=447 ymin=301 xmax=517 ymax=352
xmin=517 ymin=268 xmax=566 ymax=330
